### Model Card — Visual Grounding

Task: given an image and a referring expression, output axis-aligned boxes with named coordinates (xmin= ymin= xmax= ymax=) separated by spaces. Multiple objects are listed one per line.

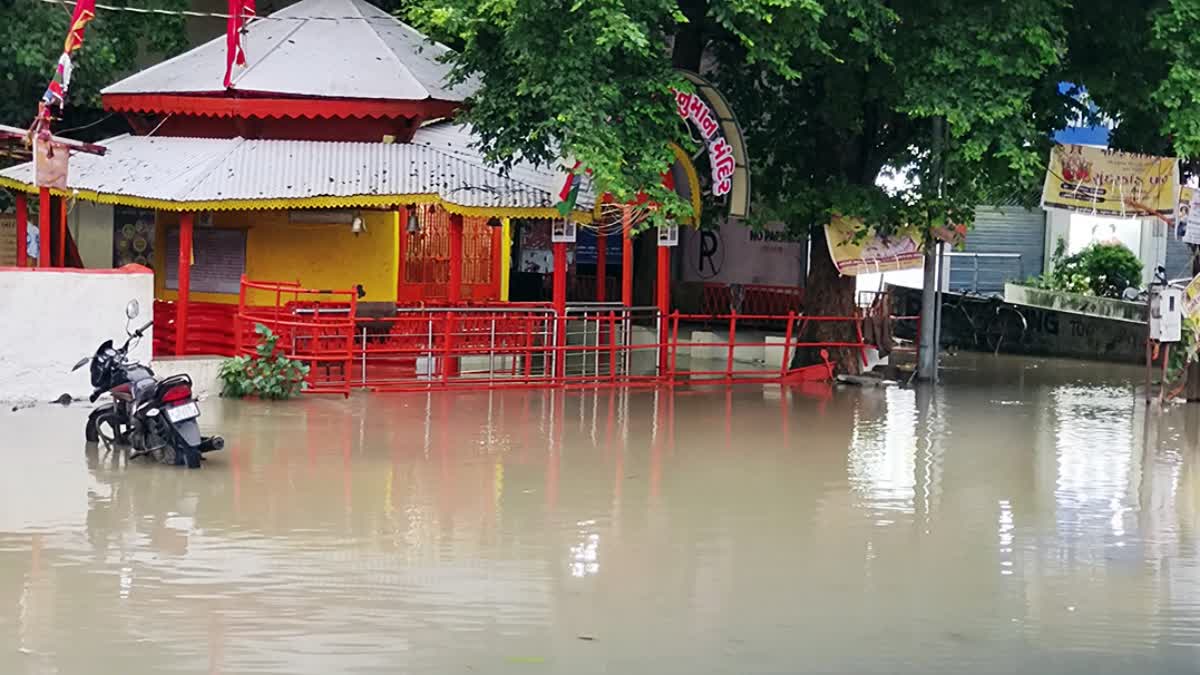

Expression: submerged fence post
xmin=726 ymin=313 xmax=737 ymax=382
xmin=670 ymin=311 xmax=680 ymax=382
xmin=781 ymin=311 xmax=795 ymax=377
xmin=488 ymin=317 xmax=496 ymax=382
xmin=917 ymin=244 xmax=939 ymax=383
xmin=609 ymin=311 xmax=618 ymax=381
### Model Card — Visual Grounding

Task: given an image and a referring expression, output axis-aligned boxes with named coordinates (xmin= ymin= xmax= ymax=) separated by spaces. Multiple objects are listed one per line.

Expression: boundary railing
xmin=700 ymin=283 xmax=805 ymax=317
xmin=216 ymin=278 xmax=879 ymax=394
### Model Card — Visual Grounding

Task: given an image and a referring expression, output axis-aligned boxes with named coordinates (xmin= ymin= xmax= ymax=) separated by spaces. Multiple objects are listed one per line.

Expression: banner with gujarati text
xmin=825 ymin=216 xmax=924 ymax=276
xmin=1184 ymin=273 xmax=1200 ymax=318
xmin=1041 ymin=144 xmax=1178 ymax=218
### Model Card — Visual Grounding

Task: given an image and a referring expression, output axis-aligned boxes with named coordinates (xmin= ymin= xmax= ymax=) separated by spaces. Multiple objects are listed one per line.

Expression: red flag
xmin=63 ymin=0 xmax=96 ymax=54
xmin=223 ymin=0 xmax=256 ymax=88
xmin=39 ymin=0 xmax=95 ymax=112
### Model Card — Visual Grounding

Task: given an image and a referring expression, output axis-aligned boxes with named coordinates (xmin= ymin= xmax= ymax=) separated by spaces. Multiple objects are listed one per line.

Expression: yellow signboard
xmin=825 ymin=216 xmax=924 ymax=276
xmin=1041 ymin=144 xmax=1178 ymax=218
xmin=1184 ymin=273 xmax=1200 ymax=319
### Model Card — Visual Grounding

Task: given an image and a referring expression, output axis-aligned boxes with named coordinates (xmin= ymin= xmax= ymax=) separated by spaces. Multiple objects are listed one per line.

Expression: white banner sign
xmin=1186 ymin=190 xmax=1200 ymax=245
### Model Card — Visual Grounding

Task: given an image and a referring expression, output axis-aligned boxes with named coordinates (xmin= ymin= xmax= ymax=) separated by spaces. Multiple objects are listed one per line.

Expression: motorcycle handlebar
xmin=120 ymin=320 xmax=154 ymax=352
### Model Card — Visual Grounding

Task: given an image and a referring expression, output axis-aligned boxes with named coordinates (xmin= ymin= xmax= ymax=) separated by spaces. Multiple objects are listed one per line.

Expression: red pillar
xmin=448 ymin=214 xmax=464 ymax=302
xmin=14 ymin=193 xmax=27 ymax=267
xmin=396 ymin=206 xmax=408 ymax=301
xmin=621 ymin=207 xmax=633 ymax=307
xmin=446 ymin=214 xmax=464 ymax=376
xmin=38 ymin=187 xmax=51 ymax=267
xmin=657 ymin=240 xmax=670 ymax=375
xmin=57 ymin=196 xmax=67 ymax=266
xmin=596 ymin=231 xmax=606 ymax=302
xmin=553 ymin=241 xmax=567 ymax=379
xmin=656 ymin=243 xmax=670 ymax=315
xmin=176 ymin=212 xmax=194 ymax=356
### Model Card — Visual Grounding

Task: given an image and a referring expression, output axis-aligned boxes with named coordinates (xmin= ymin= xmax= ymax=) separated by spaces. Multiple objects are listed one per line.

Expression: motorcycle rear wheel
xmin=86 ymin=412 xmax=126 ymax=446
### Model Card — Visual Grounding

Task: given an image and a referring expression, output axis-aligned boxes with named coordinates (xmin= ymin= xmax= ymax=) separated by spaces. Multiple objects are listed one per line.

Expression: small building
xmin=0 ymin=0 xmax=608 ymax=355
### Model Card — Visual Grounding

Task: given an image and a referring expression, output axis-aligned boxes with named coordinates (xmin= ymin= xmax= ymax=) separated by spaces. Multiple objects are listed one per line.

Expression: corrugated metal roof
xmin=102 ymin=0 xmax=476 ymax=101
xmin=411 ymin=123 xmax=580 ymax=199
xmin=0 ymin=127 xmax=594 ymax=212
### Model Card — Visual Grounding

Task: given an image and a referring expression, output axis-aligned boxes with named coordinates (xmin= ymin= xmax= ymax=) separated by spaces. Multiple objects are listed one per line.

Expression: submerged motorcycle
xmin=74 ymin=299 xmax=224 ymax=468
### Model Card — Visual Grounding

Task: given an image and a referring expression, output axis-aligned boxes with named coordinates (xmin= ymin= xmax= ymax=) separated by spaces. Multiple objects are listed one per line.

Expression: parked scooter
xmin=74 ymin=300 xmax=223 ymax=468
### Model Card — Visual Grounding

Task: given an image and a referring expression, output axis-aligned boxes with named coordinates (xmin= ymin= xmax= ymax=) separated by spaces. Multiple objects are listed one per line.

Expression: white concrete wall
xmin=151 ymin=356 xmax=224 ymax=400
xmin=679 ymin=219 xmax=806 ymax=286
xmin=0 ymin=268 xmax=153 ymax=402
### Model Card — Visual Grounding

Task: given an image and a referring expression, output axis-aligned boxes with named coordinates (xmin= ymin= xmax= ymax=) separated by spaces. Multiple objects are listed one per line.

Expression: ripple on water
xmin=4 ymin=375 xmax=1200 ymax=673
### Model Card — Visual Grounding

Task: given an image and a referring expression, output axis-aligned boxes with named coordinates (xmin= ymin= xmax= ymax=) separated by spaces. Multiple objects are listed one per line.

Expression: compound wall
xmin=0 ymin=266 xmax=154 ymax=402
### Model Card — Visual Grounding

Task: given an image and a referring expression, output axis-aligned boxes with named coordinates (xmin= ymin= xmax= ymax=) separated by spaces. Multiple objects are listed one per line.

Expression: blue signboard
xmin=574 ymin=229 xmax=622 ymax=266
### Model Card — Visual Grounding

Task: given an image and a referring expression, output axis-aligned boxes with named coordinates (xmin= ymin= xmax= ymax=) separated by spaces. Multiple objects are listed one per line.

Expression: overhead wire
xmin=33 ymin=0 xmax=403 ymax=21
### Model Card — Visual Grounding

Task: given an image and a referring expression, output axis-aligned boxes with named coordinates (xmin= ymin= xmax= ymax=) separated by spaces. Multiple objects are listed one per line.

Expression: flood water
xmin=5 ymin=354 xmax=1200 ymax=673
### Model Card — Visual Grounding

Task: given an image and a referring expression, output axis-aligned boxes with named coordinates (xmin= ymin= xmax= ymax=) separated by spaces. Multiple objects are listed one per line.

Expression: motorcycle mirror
xmin=125 ymin=299 xmax=140 ymax=320
xmin=72 ymin=357 xmax=90 ymax=371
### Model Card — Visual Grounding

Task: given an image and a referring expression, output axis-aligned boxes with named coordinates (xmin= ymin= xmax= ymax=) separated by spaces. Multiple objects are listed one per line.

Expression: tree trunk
xmin=792 ymin=225 xmax=860 ymax=374
xmin=672 ymin=0 xmax=706 ymax=70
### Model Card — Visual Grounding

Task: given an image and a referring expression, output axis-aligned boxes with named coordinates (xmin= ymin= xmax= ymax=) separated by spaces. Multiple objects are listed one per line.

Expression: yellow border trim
xmin=669 ymin=143 xmax=703 ymax=226
xmin=0 ymin=176 xmax=595 ymax=223
xmin=499 ymin=217 xmax=512 ymax=302
xmin=392 ymin=207 xmax=401 ymax=303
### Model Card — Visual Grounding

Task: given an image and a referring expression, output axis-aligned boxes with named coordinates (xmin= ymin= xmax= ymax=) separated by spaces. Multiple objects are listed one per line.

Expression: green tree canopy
xmin=408 ymin=0 xmax=1200 ymax=238
xmin=406 ymin=0 xmax=1200 ymax=368
xmin=0 ymin=0 xmax=188 ymax=146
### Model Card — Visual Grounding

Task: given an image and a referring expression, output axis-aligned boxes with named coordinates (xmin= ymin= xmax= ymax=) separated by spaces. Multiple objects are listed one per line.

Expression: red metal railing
xmin=667 ymin=313 xmax=867 ymax=384
xmin=700 ymin=283 xmax=805 ymax=317
xmin=234 ymin=278 xmax=358 ymax=396
xmin=341 ymin=308 xmax=868 ymax=392
xmin=196 ymin=279 xmax=877 ymax=395
xmin=153 ymin=300 xmax=238 ymax=357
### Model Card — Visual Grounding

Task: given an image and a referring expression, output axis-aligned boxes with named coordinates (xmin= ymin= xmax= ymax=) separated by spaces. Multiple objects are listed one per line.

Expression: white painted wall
xmin=855 ymin=256 xmax=950 ymax=301
xmin=1044 ymin=210 xmax=1166 ymax=287
xmin=151 ymin=356 xmax=224 ymax=399
xmin=679 ymin=218 xmax=806 ymax=286
xmin=0 ymin=268 xmax=153 ymax=402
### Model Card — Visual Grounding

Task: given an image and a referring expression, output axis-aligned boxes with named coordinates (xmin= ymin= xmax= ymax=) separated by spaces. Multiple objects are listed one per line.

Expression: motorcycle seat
xmin=133 ymin=378 xmax=157 ymax=402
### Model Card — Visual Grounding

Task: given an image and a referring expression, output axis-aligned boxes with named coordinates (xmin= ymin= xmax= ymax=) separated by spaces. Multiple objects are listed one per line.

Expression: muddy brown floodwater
xmin=5 ymin=353 xmax=1200 ymax=673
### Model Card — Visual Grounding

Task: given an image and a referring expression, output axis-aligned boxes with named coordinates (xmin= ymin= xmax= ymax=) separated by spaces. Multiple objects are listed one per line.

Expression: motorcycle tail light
xmin=161 ymin=385 xmax=192 ymax=403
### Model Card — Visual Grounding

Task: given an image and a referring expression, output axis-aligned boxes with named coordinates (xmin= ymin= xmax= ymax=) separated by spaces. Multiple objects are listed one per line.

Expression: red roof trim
xmin=103 ymin=94 xmax=460 ymax=120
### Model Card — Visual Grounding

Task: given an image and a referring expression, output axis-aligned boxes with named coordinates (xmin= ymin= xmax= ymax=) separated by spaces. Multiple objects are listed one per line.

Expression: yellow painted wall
xmin=155 ymin=209 xmax=398 ymax=306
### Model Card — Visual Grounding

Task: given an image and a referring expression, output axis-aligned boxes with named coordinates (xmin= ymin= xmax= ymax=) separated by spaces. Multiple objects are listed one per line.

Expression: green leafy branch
xmin=218 ymin=324 xmax=311 ymax=400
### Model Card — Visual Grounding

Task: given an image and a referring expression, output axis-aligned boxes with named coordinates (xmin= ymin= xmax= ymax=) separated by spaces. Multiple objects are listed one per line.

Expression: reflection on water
xmin=4 ymin=354 xmax=1200 ymax=673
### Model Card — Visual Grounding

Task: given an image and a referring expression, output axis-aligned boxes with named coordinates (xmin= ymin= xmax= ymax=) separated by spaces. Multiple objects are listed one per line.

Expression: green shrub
xmin=218 ymin=324 xmax=310 ymax=399
xmin=1028 ymin=238 xmax=1142 ymax=299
